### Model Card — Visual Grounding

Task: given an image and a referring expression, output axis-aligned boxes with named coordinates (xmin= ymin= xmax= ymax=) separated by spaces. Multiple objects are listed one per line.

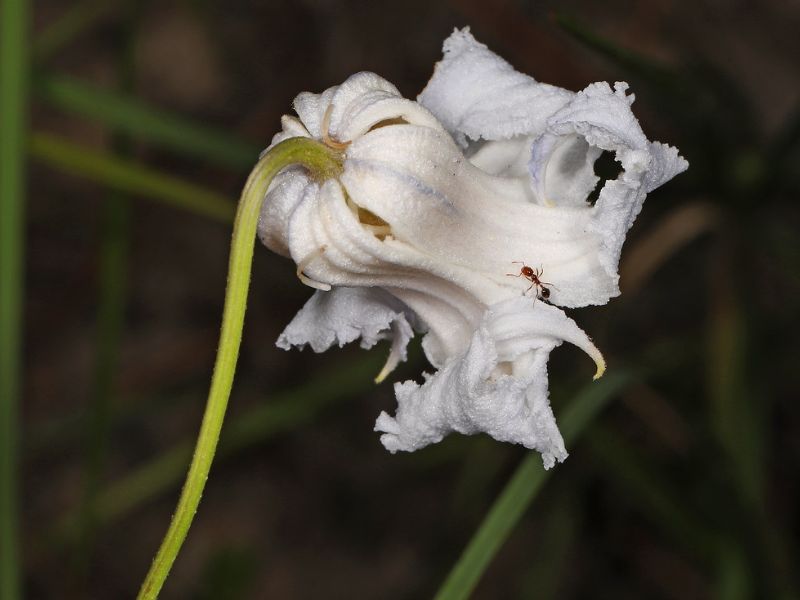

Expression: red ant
xmin=507 ymin=262 xmax=554 ymax=302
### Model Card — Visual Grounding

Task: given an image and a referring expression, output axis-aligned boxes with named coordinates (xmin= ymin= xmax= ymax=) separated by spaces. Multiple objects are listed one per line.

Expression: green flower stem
xmin=53 ymin=355 xmax=383 ymax=542
xmin=136 ymin=137 xmax=343 ymax=600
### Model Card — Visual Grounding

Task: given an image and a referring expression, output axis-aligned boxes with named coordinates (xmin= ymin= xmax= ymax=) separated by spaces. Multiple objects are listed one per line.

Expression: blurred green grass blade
xmin=586 ymin=426 xmax=718 ymax=561
xmin=708 ymin=250 xmax=762 ymax=506
xmin=29 ymin=133 xmax=235 ymax=222
xmin=34 ymin=0 xmax=118 ymax=62
xmin=555 ymin=13 xmax=674 ymax=84
xmin=0 ymin=0 xmax=29 ymax=597
xmin=765 ymin=105 xmax=800 ymax=192
xmin=716 ymin=544 xmax=754 ymax=600
xmin=33 ymin=74 xmax=261 ymax=169
xmin=707 ymin=247 xmax=798 ymax=598
xmin=433 ymin=370 xmax=635 ymax=600
xmin=555 ymin=13 xmax=755 ymax=141
xmin=516 ymin=499 xmax=577 ymax=599
xmin=197 ymin=546 xmax=259 ymax=600
xmin=56 ymin=354 xmax=383 ymax=539
xmin=76 ymin=7 xmax=139 ymax=580
xmin=77 ymin=189 xmax=130 ymax=570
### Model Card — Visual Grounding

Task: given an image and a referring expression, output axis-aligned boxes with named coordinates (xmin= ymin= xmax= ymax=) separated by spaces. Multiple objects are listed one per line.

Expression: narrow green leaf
xmin=555 ymin=13 xmax=674 ymax=84
xmin=555 ymin=13 xmax=755 ymax=143
xmin=0 ymin=0 xmax=29 ymax=597
xmin=34 ymin=0 xmax=118 ymax=62
xmin=586 ymin=426 xmax=717 ymax=561
xmin=708 ymin=252 xmax=762 ymax=506
xmin=433 ymin=370 xmax=635 ymax=600
xmin=75 ymin=7 xmax=139 ymax=581
xmin=33 ymin=74 xmax=261 ymax=169
xmin=516 ymin=498 xmax=578 ymax=599
xmin=29 ymin=133 xmax=235 ymax=222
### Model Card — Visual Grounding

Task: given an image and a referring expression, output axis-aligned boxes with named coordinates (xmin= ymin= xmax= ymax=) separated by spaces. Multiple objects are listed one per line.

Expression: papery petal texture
xmin=419 ymin=28 xmax=688 ymax=304
xmin=418 ymin=28 xmax=571 ymax=147
xmin=375 ymin=297 xmax=604 ymax=469
xmin=277 ymin=286 xmax=416 ymax=355
xmin=258 ymin=30 xmax=686 ymax=466
xmin=278 ymin=287 xmax=419 ymax=381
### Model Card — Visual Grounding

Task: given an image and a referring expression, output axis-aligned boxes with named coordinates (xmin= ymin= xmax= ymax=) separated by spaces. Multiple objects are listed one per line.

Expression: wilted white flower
xmin=258 ymin=28 xmax=687 ymax=468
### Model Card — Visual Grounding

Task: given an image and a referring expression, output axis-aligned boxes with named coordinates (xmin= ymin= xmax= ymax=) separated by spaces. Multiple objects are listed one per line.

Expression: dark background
xmin=20 ymin=0 xmax=800 ymax=598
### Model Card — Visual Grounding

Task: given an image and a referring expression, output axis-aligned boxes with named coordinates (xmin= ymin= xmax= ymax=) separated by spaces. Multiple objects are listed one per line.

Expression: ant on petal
xmin=507 ymin=262 xmax=555 ymax=303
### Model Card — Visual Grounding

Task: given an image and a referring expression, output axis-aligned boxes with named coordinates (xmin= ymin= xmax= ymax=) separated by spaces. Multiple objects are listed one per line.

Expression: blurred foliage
xmin=5 ymin=1 xmax=798 ymax=599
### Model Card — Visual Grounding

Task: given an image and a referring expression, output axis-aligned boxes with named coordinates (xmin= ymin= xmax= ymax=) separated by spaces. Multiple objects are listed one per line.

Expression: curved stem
xmin=136 ymin=137 xmax=343 ymax=600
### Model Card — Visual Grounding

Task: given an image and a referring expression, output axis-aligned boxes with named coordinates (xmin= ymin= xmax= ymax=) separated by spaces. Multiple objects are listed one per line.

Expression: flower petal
xmin=529 ymin=82 xmax=689 ymax=284
xmin=418 ymin=30 xmax=688 ymax=306
xmin=418 ymin=28 xmax=572 ymax=147
xmin=258 ymin=169 xmax=316 ymax=258
xmin=275 ymin=177 xmax=485 ymax=368
xmin=343 ymin=124 xmax=619 ymax=309
xmin=374 ymin=297 xmax=604 ymax=468
xmin=277 ymin=286 xmax=418 ymax=380
xmin=326 ymin=72 xmax=445 ymax=143
xmin=288 ymin=72 xmax=445 ymax=146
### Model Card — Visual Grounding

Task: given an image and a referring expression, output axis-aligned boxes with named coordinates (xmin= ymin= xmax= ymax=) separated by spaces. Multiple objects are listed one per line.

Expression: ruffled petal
xmin=258 ymin=33 xmax=687 ymax=462
xmin=529 ymin=82 xmax=689 ymax=284
xmin=374 ymin=297 xmax=604 ymax=468
xmin=277 ymin=287 xmax=417 ymax=381
xmin=417 ymin=30 xmax=688 ymax=306
xmin=418 ymin=28 xmax=572 ymax=147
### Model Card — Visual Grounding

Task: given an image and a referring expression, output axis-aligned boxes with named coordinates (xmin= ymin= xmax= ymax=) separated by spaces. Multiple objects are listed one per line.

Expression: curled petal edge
xmin=374 ymin=297 xmax=605 ymax=469
xmin=277 ymin=287 xmax=417 ymax=382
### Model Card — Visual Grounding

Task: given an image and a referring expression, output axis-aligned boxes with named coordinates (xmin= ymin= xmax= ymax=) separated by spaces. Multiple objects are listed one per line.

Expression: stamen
xmin=296 ymin=246 xmax=332 ymax=291
xmin=374 ymin=321 xmax=406 ymax=384
xmin=363 ymin=224 xmax=392 ymax=236
xmin=344 ymin=191 xmax=393 ymax=240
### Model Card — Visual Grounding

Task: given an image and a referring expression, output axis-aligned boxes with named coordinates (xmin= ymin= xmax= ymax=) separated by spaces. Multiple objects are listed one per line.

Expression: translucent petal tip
xmin=592 ymin=350 xmax=606 ymax=380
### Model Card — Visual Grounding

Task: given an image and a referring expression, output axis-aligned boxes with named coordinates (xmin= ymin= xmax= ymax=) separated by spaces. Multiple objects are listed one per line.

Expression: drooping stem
xmin=136 ymin=137 xmax=343 ymax=600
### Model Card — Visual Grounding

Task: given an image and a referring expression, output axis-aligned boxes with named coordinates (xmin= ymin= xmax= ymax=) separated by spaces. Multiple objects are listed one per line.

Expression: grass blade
xmin=75 ymin=6 xmax=139 ymax=582
xmin=33 ymin=0 xmax=118 ymax=63
xmin=33 ymin=74 xmax=261 ymax=169
xmin=0 ymin=0 xmax=29 ymax=597
xmin=433 ymin=370 xmax=635 ymax=600
xmin=586 ymin=426 xmax=717 ymax=561
xmin=29 ymin=133 xmax=235 ymax=222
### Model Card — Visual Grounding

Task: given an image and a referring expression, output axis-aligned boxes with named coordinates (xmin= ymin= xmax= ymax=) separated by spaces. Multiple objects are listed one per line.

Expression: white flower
xmin=258 ymin=29 xmax=687 ymax=468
